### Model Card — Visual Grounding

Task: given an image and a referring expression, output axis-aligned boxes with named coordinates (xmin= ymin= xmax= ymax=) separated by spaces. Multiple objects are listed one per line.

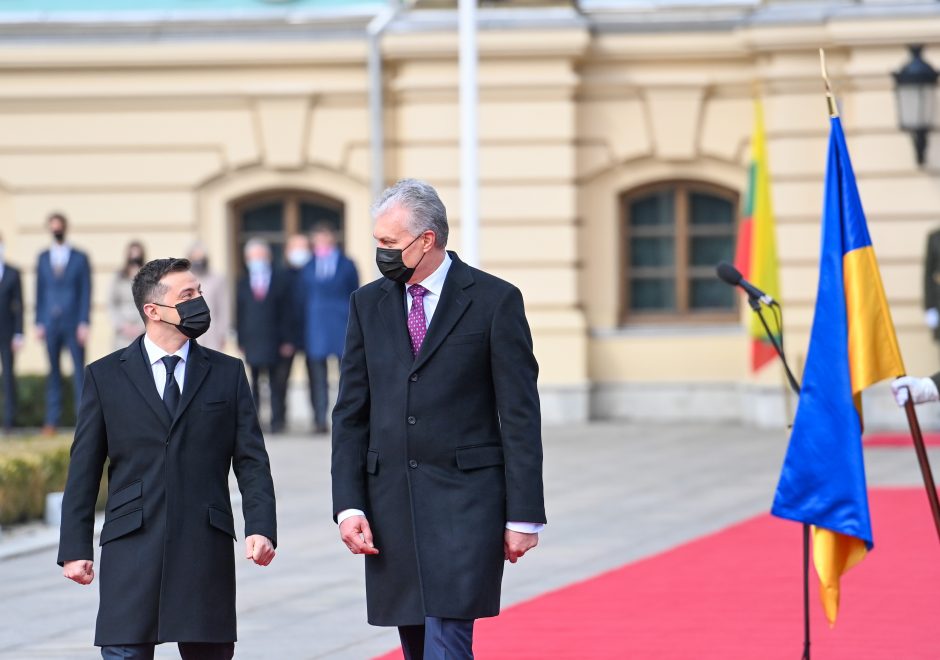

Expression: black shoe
xmin=314 ymin=423 xmax=329 ymax=435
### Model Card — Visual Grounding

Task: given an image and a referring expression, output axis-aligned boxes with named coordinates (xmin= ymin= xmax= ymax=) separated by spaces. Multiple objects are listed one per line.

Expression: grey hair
xmin=371 ymin=178 xmax=449 ymax=248
xmin=243 ymin=237 xmax=271 ymax=258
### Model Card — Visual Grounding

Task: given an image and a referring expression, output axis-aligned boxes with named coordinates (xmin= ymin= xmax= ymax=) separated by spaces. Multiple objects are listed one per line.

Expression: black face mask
xmin=128 ymin=257 xmax=144 ymax=268
xmin=190 ymin=259 xmax=208 ymax=275
xmin=153 ymin=296 xmax=211 ymax=340
xmin=376 ymin=234 xmax=426 ymax=284
xmin=52 ymin=231 xmax=66 ymax=244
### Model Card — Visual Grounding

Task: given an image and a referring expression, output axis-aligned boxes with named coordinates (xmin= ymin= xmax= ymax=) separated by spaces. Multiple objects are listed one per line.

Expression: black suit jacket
xmin=236 ymin=269 xmax=294 ymax=367
xmin=57 ymin=337 xmax=277 ymax=646
xmin=0 ymin=264 xmax=23 ymax=343
xmin=331 ymin=252 xmax=545 ymax=626
xmin=925 ymin=229 xmax=940 ymax=340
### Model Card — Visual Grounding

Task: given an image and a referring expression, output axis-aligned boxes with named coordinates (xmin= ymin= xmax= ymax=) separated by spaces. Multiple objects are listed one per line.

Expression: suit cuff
xmin=506 ymin=521 xmax=544 ymax=534
xmin=337 ymin=508 xmax=366 ymax=526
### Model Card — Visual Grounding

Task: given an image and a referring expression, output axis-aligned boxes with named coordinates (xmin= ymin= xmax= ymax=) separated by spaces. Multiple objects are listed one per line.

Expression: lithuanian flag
xmin=771 ymin=115 xmax=905 ymax=625
xmin=734 ymin=101 xmax=782 ymax=371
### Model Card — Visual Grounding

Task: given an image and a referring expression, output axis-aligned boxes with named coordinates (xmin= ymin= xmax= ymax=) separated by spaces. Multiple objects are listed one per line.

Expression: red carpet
xmin=375 ymin=489 xmax=940 ymax=659
xmin=864 ymin=432 xmax=940 ymax=447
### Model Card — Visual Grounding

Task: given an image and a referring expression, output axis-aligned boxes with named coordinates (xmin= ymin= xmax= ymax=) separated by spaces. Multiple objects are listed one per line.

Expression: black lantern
xmin=893 ymin=44 xmax=939 ymax=166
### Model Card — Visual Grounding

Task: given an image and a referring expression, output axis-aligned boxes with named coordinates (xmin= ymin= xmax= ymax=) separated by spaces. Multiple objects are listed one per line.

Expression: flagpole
xmin=902 ymin=392 xmax=940 ymax=543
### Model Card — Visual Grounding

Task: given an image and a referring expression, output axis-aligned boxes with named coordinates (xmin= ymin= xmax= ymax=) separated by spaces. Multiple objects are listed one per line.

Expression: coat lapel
xmin=172 ymin=340 xmax=211 ymax=429
xmin=120 ymin=336 xmax=172 ymax=427
xmin=412 ymin=253 xmax=473 ymax=372
xmin=378 ymin=278 xmax=415 ymax=369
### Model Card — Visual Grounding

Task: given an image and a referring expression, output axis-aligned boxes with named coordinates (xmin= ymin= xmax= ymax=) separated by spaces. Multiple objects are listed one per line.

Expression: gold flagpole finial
xmin=819 ymin=48 xmax=839 ymax=118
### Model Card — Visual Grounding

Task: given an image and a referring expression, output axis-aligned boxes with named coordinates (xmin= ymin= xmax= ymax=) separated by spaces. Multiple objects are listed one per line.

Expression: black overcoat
xmin=236 ymin=268 xmax=294 ymax=367
xmin=57 ymin=337 xmax=277 ymax=646
xmin=925 ymin=229 xmax=940 ymax=341
xmin=331 ymin=252 xmax=546 ymax=626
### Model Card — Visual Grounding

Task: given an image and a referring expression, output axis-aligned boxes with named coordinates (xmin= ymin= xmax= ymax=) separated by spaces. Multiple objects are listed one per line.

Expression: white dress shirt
xmin=50 ymin=243 xmax=71 ymax=272
xmin=143 ymin=334 xmax=189 ymax=398
xmin=338 ymin=253 xmax=544 ymax=535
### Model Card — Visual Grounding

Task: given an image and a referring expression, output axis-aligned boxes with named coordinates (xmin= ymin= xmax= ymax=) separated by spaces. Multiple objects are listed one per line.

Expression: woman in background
xmin=109 ymin=240 xmax=145 ymax=350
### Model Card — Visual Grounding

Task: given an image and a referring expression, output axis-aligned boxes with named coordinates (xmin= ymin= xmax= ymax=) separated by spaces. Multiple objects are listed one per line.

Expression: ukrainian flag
xmin=770 ymin=116 xmax=905 ymax=625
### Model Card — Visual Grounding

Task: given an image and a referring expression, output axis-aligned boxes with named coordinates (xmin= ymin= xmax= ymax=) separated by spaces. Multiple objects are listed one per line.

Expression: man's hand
xmin=504 ymin=530 xmax=538 ymax=564
xmin=339 ymin=515 xmax=379 ymax=555
xmin=927 ymin=308 xmax=939 ymax=330
xmin=76 ymin=323 xmax=90 ymax=347
xmin=891 ymin=376 xmax=940 ymax=406
xmin=63 ymin=559 xmax=94 ymax=585
xmin=11 ymin=335 xmax=23 ymax=352
xmin=279 ymin=343 xmax=294 ymax=358
xmin=245 ymin=535 xmax=276 ymax=566
xmin=35 ymin=324 xmax=45 ymax=341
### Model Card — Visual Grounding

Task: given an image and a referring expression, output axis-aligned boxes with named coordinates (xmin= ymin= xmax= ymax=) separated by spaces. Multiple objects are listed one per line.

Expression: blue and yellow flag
xmin=770 ymin=116 xmax=905 ymax=626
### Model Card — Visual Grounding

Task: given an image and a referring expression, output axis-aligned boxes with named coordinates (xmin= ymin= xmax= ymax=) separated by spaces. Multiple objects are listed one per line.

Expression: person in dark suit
xmin=58 ymin=257 xmax=277 ymax=660
xmin=35 ymin=212 xmax=92 ymax=434
xmin=331 ymin=179 xmax=546 ymax=660
xmin=302 ymin=223 xmax=359 ymax=434
xmin=0 ymin=233 xmax=24 ymax=431
xmin=236 ymin=238 xmax=294 ymax=433
xmin=924 ymin=228 xmax=940 ymax=345
xmin=273 ymin=233 xmax=315 ymax=431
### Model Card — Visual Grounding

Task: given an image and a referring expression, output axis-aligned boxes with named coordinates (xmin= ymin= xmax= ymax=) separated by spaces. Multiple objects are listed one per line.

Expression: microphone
xmin=716 ymin=261 xmax=776 ymax=306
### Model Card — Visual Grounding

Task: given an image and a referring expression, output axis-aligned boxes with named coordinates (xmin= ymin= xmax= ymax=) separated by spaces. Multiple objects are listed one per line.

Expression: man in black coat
xmin=58 ymin=257 xmax=277 ymax=660
xmin=331 ymin=179 xmax=546 ymax=660
xmin=0 ymin=234 xmax=23 ymax=431
xmin=236 ymin=238 xmax=294 ymax=433
xmin=924 ymin=228 xmax=940 ymax=346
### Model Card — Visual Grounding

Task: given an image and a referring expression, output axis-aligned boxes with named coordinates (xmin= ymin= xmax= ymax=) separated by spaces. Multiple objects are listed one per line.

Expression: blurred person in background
xmin=236 ymin=239 xmax=294 ymax=433
xmin=302 ymin=223 xmax=358 ymax=435
xmin=0 ymin=232 xmax=24 ymax=432
xmin=186 ymin=242 xmax=229 ymax=352
xmin=925 ymin=227 xmax=940 ymax=355
xmin=36 ymin=212 xmax=91 ymax=435
xmin=109 ymin=240 xmax=146 ymax=350
xmin=273 ymin=233 xmax=314 ymax=432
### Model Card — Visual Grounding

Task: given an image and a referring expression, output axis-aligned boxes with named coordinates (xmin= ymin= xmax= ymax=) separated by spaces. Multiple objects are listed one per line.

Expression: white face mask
xmin=0 ymin=244 xmax=5 ymax=262
xmin=247 ymin=259 xmax=269 ymax=274
xmin=286 ymin=249 xmax=311 ymax=268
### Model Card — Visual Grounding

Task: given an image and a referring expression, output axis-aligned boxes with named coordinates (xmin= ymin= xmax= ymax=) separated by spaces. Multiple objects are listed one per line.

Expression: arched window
xmin=231 ymin=189 xmax=344 ymax=268
xmin=620 ymin=181 xmax=738 ymax=323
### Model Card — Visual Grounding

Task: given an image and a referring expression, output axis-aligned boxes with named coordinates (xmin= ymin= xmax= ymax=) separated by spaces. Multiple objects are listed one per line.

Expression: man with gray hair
xmin=331 ymin=178 xmax=546 ymax=659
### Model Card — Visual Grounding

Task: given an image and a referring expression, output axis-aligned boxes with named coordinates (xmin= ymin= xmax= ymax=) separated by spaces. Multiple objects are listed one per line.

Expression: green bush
xmin=0 ymin=436 xmax=106 ymax=526
xmin=0 ymin=374 xmax=76 ymax=428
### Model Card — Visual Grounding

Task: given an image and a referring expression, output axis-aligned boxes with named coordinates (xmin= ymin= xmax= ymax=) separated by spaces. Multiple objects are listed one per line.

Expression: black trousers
xmin=249 ymin=363 xmax=285 ymax=432
xmin=0 ymin=342 xmax=14 ymax=428
xmin=307 ymin=356 xmax=330 ymax=429
xmin=272 ymin=350 xmax=316 ymax=432
xmin=100 ymin=642 xmax=234 ymax=660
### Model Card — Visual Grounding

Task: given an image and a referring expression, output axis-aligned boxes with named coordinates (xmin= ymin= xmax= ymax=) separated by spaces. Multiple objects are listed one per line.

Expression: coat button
xmin=410 ymin=373 xmax=419 ymax=382
xmin=409 ymin=459 xmax=418 ymax=468
xmin=407 ymin=416 xmax=416 ymax=425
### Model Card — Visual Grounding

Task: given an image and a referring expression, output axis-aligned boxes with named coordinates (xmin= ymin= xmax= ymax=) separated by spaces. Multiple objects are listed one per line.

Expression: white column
xmin=459 ymin=0 xmax=480 ymax=266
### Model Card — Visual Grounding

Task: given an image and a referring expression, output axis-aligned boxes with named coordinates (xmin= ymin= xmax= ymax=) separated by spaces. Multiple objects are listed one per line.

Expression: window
xmin=231 ymin=189 xmax=344 ymax=269
xmin=620 ymin=182 xmax=738 ymax=323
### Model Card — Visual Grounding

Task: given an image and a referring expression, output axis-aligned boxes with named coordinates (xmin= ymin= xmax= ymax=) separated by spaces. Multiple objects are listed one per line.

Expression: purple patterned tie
xmin=407 ymin=284 xmax=429 ymax=357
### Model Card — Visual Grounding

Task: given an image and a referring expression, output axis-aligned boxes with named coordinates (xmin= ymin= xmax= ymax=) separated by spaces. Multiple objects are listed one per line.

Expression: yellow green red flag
xmin=734 ymin=101 xmax=781 ymax=371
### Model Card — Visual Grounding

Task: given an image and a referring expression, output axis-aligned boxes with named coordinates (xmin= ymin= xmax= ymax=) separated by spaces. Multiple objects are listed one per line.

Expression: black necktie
xmin=161 ymin=355 xmax=181 ymax=416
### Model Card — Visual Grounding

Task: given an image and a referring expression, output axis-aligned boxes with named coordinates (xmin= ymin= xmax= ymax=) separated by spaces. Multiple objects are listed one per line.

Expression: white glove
xmin=926 ymin=308 xmax=940 ymax=330
xmin=891 ymin=376 xmax=940 ymax=406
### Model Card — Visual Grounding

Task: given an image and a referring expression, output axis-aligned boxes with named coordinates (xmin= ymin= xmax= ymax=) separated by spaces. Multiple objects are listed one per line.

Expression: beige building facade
xmin=0 ymin=0 xmax=938 ymax=429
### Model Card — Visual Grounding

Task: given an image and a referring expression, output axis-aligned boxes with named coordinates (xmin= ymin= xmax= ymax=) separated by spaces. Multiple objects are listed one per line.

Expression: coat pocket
xmin=444 ymin=331 xmax=486 ymax=346
xmin=366 ymin=449 xmax=379 ymax=475
xmin=99 ymin=508 xmax=143 ymax=546
xmin=455 ymin=444 xmax=505 ymax=471
xmin=107 ymin=479 xmax=142 ymax=511
xmin=202 ymin=400 xmax=228 ymax=411
xmin=208 ymin=505 xmax=237 ymax=540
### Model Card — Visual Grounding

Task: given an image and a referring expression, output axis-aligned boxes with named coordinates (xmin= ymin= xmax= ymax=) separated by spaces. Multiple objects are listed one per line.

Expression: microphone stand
xmin=746 ymin=294 xmax=810 ymax=660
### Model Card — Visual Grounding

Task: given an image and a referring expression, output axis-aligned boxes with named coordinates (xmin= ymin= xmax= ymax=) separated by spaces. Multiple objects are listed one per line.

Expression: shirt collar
xmin=409 ymin=252 xmax=451 ymax=298
xmin=143 ymin=333 xmax=190 ymax=367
